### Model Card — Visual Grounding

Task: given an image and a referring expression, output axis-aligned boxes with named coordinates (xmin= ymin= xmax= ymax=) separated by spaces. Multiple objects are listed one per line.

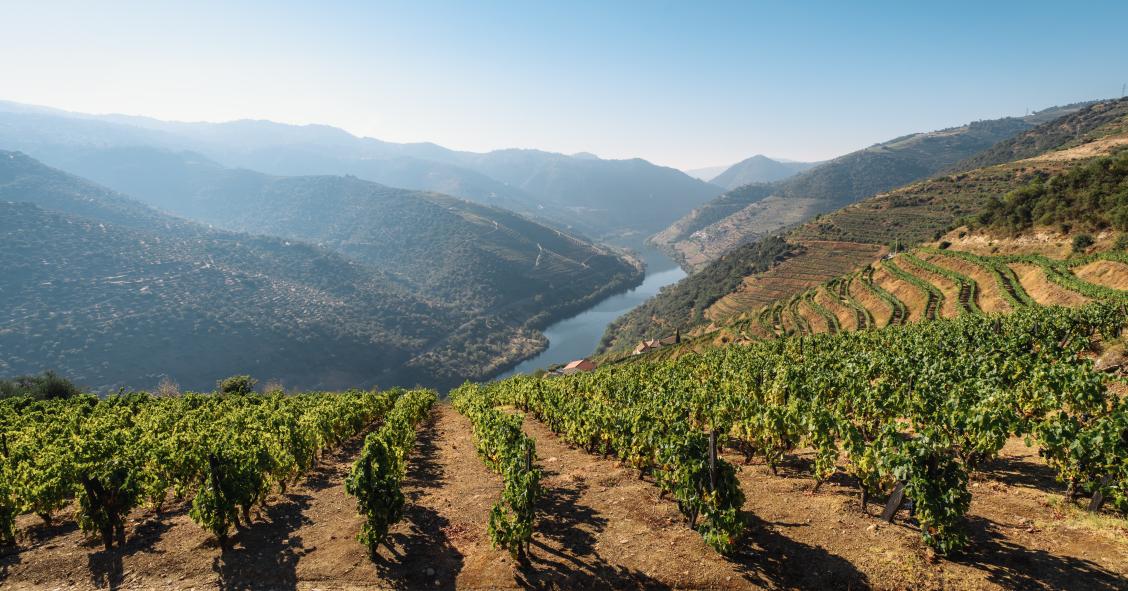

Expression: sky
xmin=2 ymin=1 xmax=1126 ymax=170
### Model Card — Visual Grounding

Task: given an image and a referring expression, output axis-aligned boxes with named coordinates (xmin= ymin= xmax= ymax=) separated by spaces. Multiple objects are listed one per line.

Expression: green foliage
xmin=346 ymin=389 xmax=435 ymax=557
xmin=478 ymin=303 xmax=1128 ymax=555
xmin=0 ymin=371 xmax=81 ymax=400
xmin=216 ymin=375 xmax=257 ymax=396
xmin=978 ymin=152 xmax=1128 ymax=234
xmin=451 ymin=384 xmax=543 ymax=559
xmin=1073 ymin=233 xmax=1095 ymax=253
xmin=0 ymin=387 xmax=398 ymax=549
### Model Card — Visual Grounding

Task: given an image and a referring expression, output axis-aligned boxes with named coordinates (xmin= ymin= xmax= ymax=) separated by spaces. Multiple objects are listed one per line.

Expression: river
xmin=498 ymin=247 xmax=686 ymax=378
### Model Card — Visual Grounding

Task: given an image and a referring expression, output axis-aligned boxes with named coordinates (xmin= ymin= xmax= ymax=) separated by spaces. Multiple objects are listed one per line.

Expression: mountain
xmin=708 ymin=155 xmax=817 ymax=189
xmin=14 ymin=145 xmax=642 ymax=321
xmin=0 ymin=151 xmax=641 ymax=390
xmin=651 ymin=105 xmax=1090 ymax=270
xmin=444 ymin=149 xmax=722 ymax=241
xmin=0 ymin=151 xmax=453 ymax=391
xmin=600 ymin=98 xmax=1128 ymax=353
xmin=0 ymin=101 xmax=721 ymax=244
xmin=684 ymin=164 xmax=729 ymax=182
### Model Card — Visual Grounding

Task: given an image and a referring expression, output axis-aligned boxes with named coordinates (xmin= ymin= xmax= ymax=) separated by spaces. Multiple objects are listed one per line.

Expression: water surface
xmin=499 ymin=248 xmax=685 ymax=377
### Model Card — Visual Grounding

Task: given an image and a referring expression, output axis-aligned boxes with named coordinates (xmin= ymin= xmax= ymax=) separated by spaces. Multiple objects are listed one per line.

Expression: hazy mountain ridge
xmin=7 ymin=145 xmax=641 ymax=318
xmin=708 ymin=155 xmax=817 ymax=189
xmin=0 ymin=152 xmax=454 ymax=390
xmin=650 ymin=108 xmax=1088 ymax=270
xmin=0 ymin=101 xmax=721 ymax=243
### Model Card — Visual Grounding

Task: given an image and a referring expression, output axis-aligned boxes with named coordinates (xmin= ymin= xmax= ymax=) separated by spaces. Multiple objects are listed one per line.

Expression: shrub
xmin=1072 ymin=233 xmax=1095 ymax=253
xmin=155 ymin=377 xmax=180 ymax=398
xmin=0 ymin=371 xmax=81 ymax=400
xmin=217 ymin=375 xmax=257 ymax=395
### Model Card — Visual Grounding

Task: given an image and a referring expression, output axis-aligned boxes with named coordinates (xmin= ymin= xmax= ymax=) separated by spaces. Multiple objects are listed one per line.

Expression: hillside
xmin=447 ymin=149 xmax=723 ymax=241
xmin=651 ymin=106 xmax=1088 ymax=270
xmin=605 ymin=98 xmax=1128 ymax=353
xmin=708 ymin=154 xmax=817 ymax=189
xmin=0 ymin=152 xmax=640 ymax=390
xmin=0 ymin=199 xmax=452 ymax=392
xmin=0 ymin=102 xmax=722 ymax=244
xmin=12 ymin=147 xmax=641 ymax=323
xmin=4 ymin=119 xmax=1128 ymax=591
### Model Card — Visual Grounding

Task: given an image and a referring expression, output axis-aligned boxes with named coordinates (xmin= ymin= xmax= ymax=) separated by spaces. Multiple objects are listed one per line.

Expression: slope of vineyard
xmin=712 ymin=244 xmax=1124 ymax=342
xmin=6 ymin=385 xmax=1128 ymax=589
xmin=452 ymin=302 xmax=1128 ymax=588
xmin=704 ymin=241 xmax=887 ymax=322
xmin=607 ymin=99 xmax=1128 ymax=348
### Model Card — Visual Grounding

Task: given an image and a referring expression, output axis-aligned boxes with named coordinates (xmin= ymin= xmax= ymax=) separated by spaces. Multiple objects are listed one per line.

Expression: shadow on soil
xmin=211 ymin=429 xmax=373 ymax=591
xmin=978 ymin=453 xmax=1062 ymax=491
xmin=516 ymin=465 xmax=671 ymax=590
xmin=728 ymin=512 xmax=871 ymax=590
xmin=959 ymin=516 xmax=1128 ymax=590
xmin=372 ymin=413 xmax=464 ymax=590
xmin=87 ymin=511 xmax=176 ymax=590
xmin=0 ymin=547 xmax=19 ymax=583
xmin=212 ymin=494 xmax=311 ymax=591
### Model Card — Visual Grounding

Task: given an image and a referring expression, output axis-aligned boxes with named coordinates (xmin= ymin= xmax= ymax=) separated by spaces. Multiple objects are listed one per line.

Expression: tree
xmin=217 ymin=375 xmax=257 ymax=395
xmin=0 ymin=372 xmax=80 ymax=400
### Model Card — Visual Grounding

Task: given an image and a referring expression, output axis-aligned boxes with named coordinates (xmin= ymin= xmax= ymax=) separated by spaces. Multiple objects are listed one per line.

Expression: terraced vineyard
xmin=460 ymin=301 xmax=1128 ymax=584
xmin=704 ymin=241 xmax=886 ymax=322
xmin=724 ymin=244 xmax=1128 ymax=339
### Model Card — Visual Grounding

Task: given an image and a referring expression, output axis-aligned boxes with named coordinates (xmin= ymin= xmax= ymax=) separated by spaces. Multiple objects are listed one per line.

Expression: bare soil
xmin=1008 ymin=263 xmax=1090 ymax=307
xmin=874 ymin=265 xmax=928 ymax=323
xmin=3 ymin=405 xmax=1127 ymax=590
xmin=1074 ymin=260 xmax=1128 ymax=291
xmin=850 ymin=276 xmax=895 ymax=329
xmin=923 ymin=253 xmax=1012 ymax=315
xmin=815 ymin=288 xmax=859 ymax=332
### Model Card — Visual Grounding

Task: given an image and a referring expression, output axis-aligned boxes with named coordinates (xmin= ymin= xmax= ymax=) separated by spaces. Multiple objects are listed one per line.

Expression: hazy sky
xmin=3 ymin=1 xmax=1126 ymax=169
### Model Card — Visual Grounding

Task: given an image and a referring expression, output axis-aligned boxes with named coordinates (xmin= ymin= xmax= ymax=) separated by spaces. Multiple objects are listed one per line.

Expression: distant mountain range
xmin=0 ymin=101 xmax=722 ymax=245
xmin=650 ymin=103 xmax=1090 ymax=270
xmin=685 ymin=155 xmax=816 ymax=187
xmin=707 ymin=155 xmax=818 ymax=189
xmin=0 ymin=151 xmax=641 ymax=391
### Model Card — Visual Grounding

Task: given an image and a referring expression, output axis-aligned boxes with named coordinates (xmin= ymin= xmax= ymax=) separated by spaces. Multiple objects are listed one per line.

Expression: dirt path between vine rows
xmin=4 ymin=404 xmax=1128 ymax=590
xmin=2 ymin=404 xmax=517 ymax=590
xmin=516 ymin=414 xmax=747 ymax=589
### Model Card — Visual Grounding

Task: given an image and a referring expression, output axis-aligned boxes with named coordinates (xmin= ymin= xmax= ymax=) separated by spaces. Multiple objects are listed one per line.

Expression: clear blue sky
xmin=2 ymin=0 xmax=1126 ymax=169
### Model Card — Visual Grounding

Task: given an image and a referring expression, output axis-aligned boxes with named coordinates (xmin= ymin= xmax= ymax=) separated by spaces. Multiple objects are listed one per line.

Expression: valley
xmin=3 ymin=10 xmax=1128 ymax=588
xmin=499 ymin=247 xmax=685 ymax=377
